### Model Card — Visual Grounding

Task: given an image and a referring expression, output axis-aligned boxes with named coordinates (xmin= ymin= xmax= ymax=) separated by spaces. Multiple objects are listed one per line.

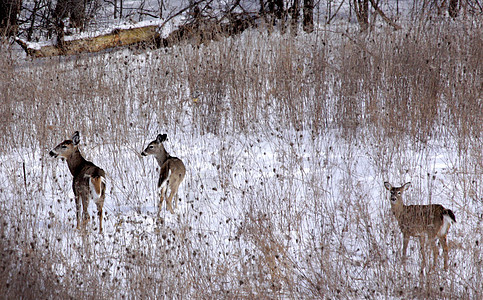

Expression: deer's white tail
xmin=88 ymin=175 xmax=105 ymax=199
xmin=439 ymin=214 xmax=454 ymax=237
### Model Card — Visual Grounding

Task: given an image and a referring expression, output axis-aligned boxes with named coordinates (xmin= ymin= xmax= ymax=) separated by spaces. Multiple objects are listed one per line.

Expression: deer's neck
xmin=66 ymin=148 xmax=88 ymax=177
xmin=154 ymin=150 xmax=170 ymax=167
xmin=391 ymin=199 xmax=405 ymax=220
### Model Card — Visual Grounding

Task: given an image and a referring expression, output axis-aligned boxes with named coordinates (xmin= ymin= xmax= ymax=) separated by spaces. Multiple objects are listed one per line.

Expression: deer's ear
xmin=402 ymin=182 xmax=412 ymax=190
xmin=384 ymin=182 xmax=392 ymax=190
xmin=71 ymin=131 xmax=80 ymax=145
xmin=157 ymin=134 xmax=167 ymax=143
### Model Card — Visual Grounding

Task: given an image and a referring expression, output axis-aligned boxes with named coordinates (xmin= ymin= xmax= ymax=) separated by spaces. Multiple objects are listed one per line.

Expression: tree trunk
xmin=290 ymin=0 xmax=300 ymax=32
xmin=266 ymin=0 xmax=284 ymax=25
xmin=26 ymin=0 xmax=41 ymax=41
xmin=268 ymin=0 xmax=284 ymax=19
xmin=16 ymin=24 xmax=160 ymax=57
xmin=54 ymin=0 xmax=86 ymax=30
xmin=353 ymin=0 xmax=369 ymax=31
xmin=0 ymin=0 xmax=22 ymax=36
xmin=369 ymin=0 xmax=401 ymax=30
xmin=448 ymin=0 xmax=459 ymax=18
xmin=303 ymin=0 xmax=314 ymax=33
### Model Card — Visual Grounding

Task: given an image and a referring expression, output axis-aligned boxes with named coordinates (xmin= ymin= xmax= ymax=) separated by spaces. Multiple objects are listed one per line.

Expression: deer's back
xmin=165 ymin=157 xmax=186 ymax=177
xmin=397 ymin=204 xmax=446 ymax=236
xmin=73 ymin=161 xmax=106 ymax=195
xmin=157 ymin=157 xmax=185 ymax=187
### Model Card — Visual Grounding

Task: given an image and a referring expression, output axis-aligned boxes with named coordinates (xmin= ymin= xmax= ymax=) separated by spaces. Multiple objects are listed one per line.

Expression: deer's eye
xmin=149 ymin=145 xmax=154 ymax=149
xmin=397 ymin=191 xmax=401 ymax=195
xmin=61 ymin=145 xmax=67 ymax=149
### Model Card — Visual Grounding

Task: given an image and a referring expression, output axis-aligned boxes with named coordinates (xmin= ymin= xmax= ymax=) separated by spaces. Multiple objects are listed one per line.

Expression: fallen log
xmin=16 ymin=13 xmax=259 ymax=58
xmin=16 ymin=24 xmax=160 ymax=58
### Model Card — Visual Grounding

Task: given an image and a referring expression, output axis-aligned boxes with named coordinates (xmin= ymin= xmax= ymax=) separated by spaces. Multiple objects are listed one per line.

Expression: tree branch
xmin=369 ymin=0 xmax=401 ymax=30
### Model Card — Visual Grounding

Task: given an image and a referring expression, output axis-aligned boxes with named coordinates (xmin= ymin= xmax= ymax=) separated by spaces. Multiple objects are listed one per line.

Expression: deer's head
xmin=49 ymin=131 xmax=80 ymax=160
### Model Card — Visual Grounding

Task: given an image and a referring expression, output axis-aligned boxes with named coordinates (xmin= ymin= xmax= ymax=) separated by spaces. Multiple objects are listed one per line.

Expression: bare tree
xmin=369 ymin=0 xmax=401 ymax=30
xmin=54 ymin=0 xmax=87 ymax=30
xmin=448 ymin=0 xmax=459 ymax=17
xmin=353 ymin=0 xmax=369 ymax=31
xmin=268 ymin=0 xmax=284 ymax=20
xmin=260 ymin=0 xmax=284 ymax=25
xmin=0 ymin=0 xmax=22 ymax=36
xmin=303 ymin=0 xmax=314 ymax=32
xmin=113 ymin=0 xmax=124 ymax=19
xmin=290 ymin=0 xmax=300 ymax=31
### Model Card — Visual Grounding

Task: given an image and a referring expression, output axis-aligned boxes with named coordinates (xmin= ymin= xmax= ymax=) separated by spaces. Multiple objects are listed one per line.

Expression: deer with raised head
xmin=49 ymin=131 xmax=106 ymax=233
xmin=384 ymin=182 xmax=456 ymax=271
xmin=142 ymin=134 xmax=186 ymax=214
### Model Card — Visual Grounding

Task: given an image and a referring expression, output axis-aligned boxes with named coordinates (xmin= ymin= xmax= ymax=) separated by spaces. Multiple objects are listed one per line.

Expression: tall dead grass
xmin=0 ymin=18 xmax=481 ymax=298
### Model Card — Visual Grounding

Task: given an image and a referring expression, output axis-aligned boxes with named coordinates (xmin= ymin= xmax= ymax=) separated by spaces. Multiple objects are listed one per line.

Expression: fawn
xmin=50 ymin=131 xmax=106 ymax=233
xmin=142 ymin=134 xmax=186 ymax=214
xmin=384 ymin=182 xmax=456 ymax=271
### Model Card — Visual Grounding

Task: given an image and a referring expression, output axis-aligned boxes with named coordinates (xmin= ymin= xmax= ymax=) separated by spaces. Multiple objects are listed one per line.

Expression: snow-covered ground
xmin=2 ymin=123 xmax=480 ymax=297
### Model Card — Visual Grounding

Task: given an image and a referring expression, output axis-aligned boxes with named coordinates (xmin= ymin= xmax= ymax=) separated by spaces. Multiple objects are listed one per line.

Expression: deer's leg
xmin=402 ymin=235 xmax=409 ymax=263
xmin=81 ymin=195 xmax=89 ymax=230
xmin=170 ymin=182 xmax=181 ymax=211
xmin=419 ymin=236 xmax=427 ymax=272
xmin=429 ymin=238 xmax=439 ymax=270
xmin=440 ymin=236 xmax=449 ymax=270
xmin=159 ymin=186 xmax=167 ymax=214
xmin=166 ymin=188 xmax=175 ymax=214
xmin=75 ymin=194 xmax=82 ymax=230
xmin=96 ymin=195 xmax=105 ymax=234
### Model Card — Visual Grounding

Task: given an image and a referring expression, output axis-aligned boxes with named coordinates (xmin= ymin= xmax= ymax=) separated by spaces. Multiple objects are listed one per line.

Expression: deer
xmin=49 ymin=131 xmax=106 ymax=233
xmin=384 ymin=182 xmax=456 ymax=272
xmin=141 ymin=134 xmax=186 ymax=214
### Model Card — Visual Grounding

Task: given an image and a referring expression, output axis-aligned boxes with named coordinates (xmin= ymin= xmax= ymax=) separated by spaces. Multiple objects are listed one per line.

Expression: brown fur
xmin=142 ymin=134 xmax=186 ymax=214
xmin=50 ymin=131 xmax=106 ymax=233
xmin=384 ymin=182 xmax=456 ymax=271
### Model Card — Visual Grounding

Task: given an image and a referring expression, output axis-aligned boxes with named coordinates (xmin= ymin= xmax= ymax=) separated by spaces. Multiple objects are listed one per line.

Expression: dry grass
xmin=0 ymin=18 xmax=481 ymax=298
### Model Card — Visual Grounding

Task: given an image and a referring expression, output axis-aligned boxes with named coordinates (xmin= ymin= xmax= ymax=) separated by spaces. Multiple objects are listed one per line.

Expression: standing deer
xmin=49 ymin=131 xmax=106 ymax=233
xmin=142 ymin=134 xmax=186 ymax=214
xmin=384 ymin=182 xmax=456 ymax=271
